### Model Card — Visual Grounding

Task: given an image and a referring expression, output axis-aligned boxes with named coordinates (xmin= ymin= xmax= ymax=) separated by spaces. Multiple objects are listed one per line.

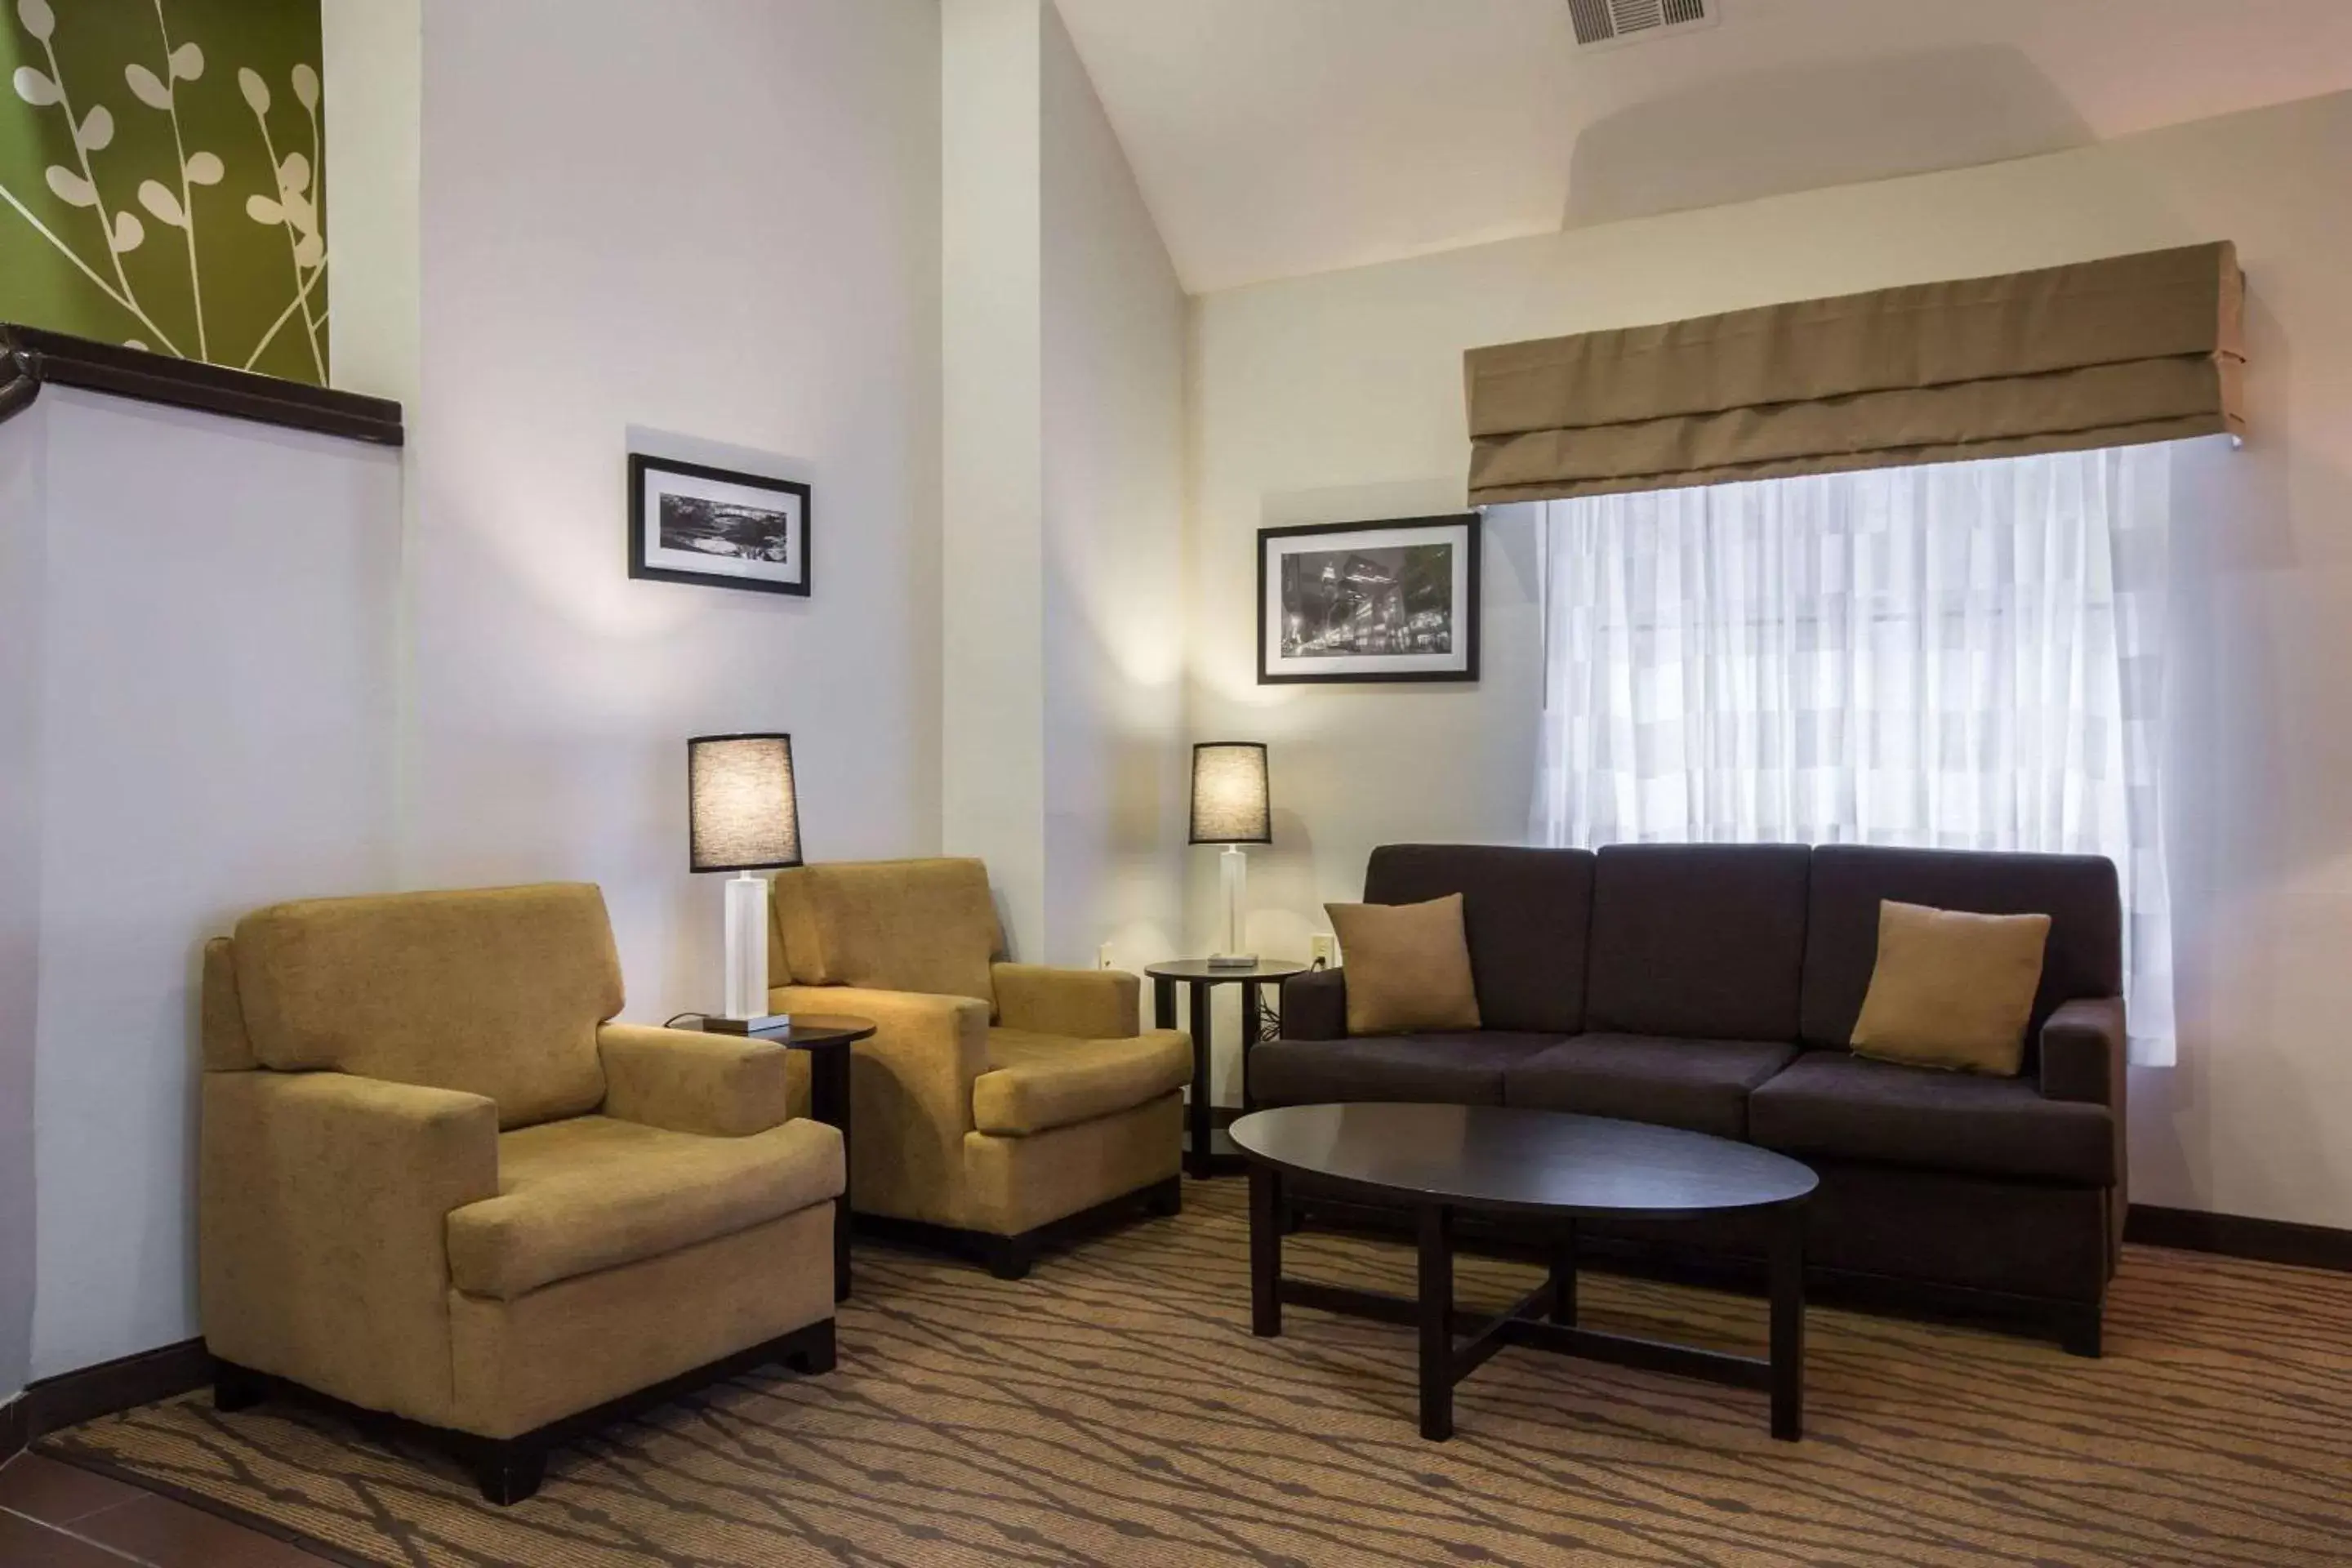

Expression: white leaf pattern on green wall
xmin=44 ymin=164 xmax=91 ymax=205
xmin=124 ymin=61 xmax=170 ymax=109
xmin=3 ymin=2 xmax=327 ymax=383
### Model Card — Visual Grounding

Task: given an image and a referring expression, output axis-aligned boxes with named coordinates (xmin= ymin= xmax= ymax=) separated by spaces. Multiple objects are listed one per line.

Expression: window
xmin=1531 ymin=446 xmax=2175 ymax=1060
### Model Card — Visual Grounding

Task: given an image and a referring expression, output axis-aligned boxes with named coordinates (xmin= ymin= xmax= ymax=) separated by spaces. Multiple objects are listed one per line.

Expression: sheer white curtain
xmin=1531 ymin=447 xmax=2175 ymax=1061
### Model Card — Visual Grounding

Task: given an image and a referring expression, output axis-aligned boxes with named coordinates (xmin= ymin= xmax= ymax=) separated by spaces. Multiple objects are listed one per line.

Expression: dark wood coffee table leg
xmin=1417 ymin=1203 xmax=1455 ymax=1441
xmin=1185 ymin=978 xmax=1214 ymax=1178
xmin=1770 ymin=1204 xmax=1806 ymax=1441
xmin=1548 ymin=1219 xmax=1578 ymax=1325
xmin=807 ymin=1044 xmax=854 ymax=1302
xmin=1249 ymin=1165 xmax=1283 ymax=1338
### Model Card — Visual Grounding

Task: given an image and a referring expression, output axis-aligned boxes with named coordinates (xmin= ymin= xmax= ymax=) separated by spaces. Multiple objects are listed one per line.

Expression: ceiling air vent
xmin=1567 ymin=0 xmax=1718 ymax=48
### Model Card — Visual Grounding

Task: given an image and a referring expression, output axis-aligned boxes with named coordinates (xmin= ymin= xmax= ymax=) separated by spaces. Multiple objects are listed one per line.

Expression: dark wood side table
xmin=1144 ymin=960 xmax=1308 ymax=1178
xmin=693 ymin=1013 xmax=874 ymax=1302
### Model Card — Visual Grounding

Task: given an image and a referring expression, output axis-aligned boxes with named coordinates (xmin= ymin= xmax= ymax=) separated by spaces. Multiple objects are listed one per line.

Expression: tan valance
xmin=1464 ymin=241 xmax=2245 ymax=504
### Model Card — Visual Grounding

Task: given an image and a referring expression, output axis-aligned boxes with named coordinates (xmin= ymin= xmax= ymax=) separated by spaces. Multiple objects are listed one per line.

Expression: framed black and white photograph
xmin=629 ymin=454 xmax=812 ymax=597
xmin=1258 ymin=514 xmax=1480 ymax=684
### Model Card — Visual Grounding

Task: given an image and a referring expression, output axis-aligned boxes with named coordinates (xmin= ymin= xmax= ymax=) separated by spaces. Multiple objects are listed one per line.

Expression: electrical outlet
xmin=1097 ymin=943 xmax=1115 ymax=971
xmin=1309 ymin=933 xmax=1338 ymax=969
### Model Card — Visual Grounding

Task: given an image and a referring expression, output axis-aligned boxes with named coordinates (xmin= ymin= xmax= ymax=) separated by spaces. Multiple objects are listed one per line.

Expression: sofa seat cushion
xmin=447 ymin=1116 xmax=844 ymax=1300
xmin=971 ymin=1028 xmax=1191 ymax=1137
xmin=1503 ymin=1035 xmax=1797 ymax=1140
xmin=1250 ymin=1033 xmax=1568 ymax=1108
xmin=1748 ymin=1052 xmax=2115 ymax=1185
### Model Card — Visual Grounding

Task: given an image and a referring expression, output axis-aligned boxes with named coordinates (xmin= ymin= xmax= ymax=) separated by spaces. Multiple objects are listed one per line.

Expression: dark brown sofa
xmin=1258 ymin=843 xmax=2127 ymax=1353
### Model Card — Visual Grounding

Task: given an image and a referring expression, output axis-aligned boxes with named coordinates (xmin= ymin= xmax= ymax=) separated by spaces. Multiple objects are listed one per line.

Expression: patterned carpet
xmin=42 ymin=1179 xmax=2352 ymax=1568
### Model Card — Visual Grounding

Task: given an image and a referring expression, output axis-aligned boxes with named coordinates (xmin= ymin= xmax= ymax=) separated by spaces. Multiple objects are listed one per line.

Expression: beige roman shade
xmin=1464 ymin=241 xmax=2245 ymax=504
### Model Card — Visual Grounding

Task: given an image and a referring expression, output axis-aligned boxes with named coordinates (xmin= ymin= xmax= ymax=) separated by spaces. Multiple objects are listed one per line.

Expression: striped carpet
xmin=42 ymin=1179 xmax=2352 ymax=1567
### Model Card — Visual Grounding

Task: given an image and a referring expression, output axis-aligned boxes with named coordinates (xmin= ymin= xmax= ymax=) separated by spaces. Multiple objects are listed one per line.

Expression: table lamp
xmin=1191 ymin=742 xmax=1271 ymax=969
xmin=688 ymin=733 xmax=802 ymax=1034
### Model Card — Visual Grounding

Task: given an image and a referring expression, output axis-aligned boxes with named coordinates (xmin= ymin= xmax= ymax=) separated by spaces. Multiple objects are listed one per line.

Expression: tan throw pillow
xmin=1850 ymin=900 xmax=2051 ymax=1076
xmin=1325 ymin=894 xmax=1482 ymax=1036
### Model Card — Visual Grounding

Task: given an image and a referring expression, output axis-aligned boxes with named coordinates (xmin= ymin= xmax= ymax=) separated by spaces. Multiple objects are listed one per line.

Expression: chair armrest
xmin=199 ymin=1070 xmax=498 ymax=1426
xmin=598 ymin=1022 xmax=790 ymax=1138
xmin=991 ymin=963 xmax=1141 ymax=1038
xmin=771 ymin=984 xmax=988 ymax=1227
xmin=2039 ymin=996 xmax=2126 ymax=1105
xmin=1280 ymin=969 xmax=1348 ymax=1040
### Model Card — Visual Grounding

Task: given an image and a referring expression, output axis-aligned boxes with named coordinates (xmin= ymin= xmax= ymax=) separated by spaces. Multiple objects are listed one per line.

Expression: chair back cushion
xmin=771 ymin=858 xmax=1000 ymax=1004
xmin=1801 ymin=844 xmax=2120 ymax=1050
xmin=1584 ymin=844 xmax=1813 ymax=1040
xmin=1363 ymin=845 xmax=1594 ymax=1033
xmin=231 ymin=884 xmax=621 ymax=1129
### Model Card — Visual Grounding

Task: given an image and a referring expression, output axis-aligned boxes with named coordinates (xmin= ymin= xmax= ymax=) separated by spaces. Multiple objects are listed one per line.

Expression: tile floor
xmin=0 ymin=1451 xmax=332 ymax=1566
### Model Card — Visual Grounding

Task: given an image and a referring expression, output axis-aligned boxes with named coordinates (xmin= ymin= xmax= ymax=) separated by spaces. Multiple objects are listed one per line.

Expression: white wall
xmin=1040 ymin=3 xmax=1189 ymax=971
xmin=7 ymin=390 xmax=402 ymax=1379
xmin=403 ymin=0 xmax=944 ymax=1010
xmin=0 ymin=403 xmax=47 ymax=1403
xmin=1187 ymin=90 xmax=2352 ymax=1228
xmin=941 ymin=0 xmax=1049 ymax=958
xmin=940 ymin=0 xmax=1189 ymax=969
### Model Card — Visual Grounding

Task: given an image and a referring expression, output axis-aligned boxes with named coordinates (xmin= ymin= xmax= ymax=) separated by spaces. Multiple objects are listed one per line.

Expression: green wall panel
xmin=4 ymin=0 xmax=327 ymax=385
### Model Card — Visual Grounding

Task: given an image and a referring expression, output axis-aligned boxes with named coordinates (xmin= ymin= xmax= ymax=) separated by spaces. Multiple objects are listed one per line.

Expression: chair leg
xmin=471 ymin=1442 xmax=547 ymax=1506
xmin=2059 ymin=1306 xmax=2104 ymax=1359
xmin=212 ymin=1361 xmax=268 ymax=1414
xmin=785 ymin=1320 xmax=837 ymax=1376
xmin=1142 ymin=1177 xmax=1183 ymax=1218
xmin=985 ymin=1235 xmax=1035 ymax=1281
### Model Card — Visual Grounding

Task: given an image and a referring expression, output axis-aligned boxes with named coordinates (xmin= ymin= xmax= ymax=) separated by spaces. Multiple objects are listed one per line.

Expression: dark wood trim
xmin=1 ymin=1393 xmax=26 ymax=1463
xmin=0 ymin=323 xmax=403 ymax=447
xmin=20 ymin=1337 xmax=211 ymax=1441
xmin=210 ymin=1317 xmax=834 ymax=1505
xmin=2125 ymin=1203 xmax=2352 ymax=1273
xmin=853 ymin=1176 xmax=1183 ymax=1282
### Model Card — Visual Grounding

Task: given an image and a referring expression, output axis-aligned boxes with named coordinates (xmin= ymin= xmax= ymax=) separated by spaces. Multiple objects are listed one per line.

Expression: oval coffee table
xmin=1229 ymin=1102 xmax=1819 ymax=1442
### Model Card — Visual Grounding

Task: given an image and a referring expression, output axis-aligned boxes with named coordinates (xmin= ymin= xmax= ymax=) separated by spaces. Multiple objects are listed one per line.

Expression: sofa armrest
xmin=1280 ymin=968 xmax=1348 ymax=1040
xmin=770 ymin=984 xmax=989 ymax=1227
xmin=200 ymin=1070 xmax=499 ymax=1426
xmin=598 ymin=1022 xmax=791 ymax=1138
xmin=991 ymin=963 xmax=1141 ymax=1038
xmin=2039 ymin=996 xmax=2126 ymax=1106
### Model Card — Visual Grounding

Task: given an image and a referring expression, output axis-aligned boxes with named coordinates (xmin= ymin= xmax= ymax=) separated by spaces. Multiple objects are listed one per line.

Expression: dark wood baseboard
xmin=20 ymin=1338 xmax=211 ymax=1442
xmin=1 ymin=1393 xmax=26 ymax=1462
xmin=2125 ymin=1203 xmax=2352 ymax=1273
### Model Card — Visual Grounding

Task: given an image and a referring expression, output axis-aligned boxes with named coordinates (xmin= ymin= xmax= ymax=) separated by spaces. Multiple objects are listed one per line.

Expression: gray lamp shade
xmin=688 ymin=733 xmax=803 ymax=872
xmin=1190 ymin=742 xmax=1272 ymax=844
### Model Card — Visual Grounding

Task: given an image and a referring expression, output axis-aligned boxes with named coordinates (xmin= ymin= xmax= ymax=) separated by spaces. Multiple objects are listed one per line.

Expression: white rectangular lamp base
xmin=722 ymin=872 xmax=781 ymax=1027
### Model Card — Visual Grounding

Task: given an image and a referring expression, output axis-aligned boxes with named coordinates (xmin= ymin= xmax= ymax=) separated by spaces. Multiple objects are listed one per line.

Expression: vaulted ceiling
xmin=1053 ymin=0 xmax=2352 ymax=294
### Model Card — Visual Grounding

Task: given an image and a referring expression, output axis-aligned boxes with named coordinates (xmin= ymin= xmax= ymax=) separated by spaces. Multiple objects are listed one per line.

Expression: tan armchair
xmin=768 ymin=858 xmax=1190 ymax=1277
xmin=198 ymin=883 xmax=842 ymax=1503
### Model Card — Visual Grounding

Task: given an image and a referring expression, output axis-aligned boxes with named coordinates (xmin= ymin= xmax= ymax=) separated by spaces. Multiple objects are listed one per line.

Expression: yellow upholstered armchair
xmin=198 ymin=883 xmax=842 ymax=1504
xmin=768 ymin=858 xmax=1191 ymax=1277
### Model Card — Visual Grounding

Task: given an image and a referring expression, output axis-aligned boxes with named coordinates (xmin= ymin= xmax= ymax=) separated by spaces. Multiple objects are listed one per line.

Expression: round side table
xmin=1144 ymin=960 xmax=1308 ymax=1178
xmin=696 ymin=1013 xmax=874 ymax=1299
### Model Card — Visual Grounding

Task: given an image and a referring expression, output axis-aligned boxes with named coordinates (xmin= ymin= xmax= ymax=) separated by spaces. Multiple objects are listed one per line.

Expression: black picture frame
xmin=628 ymin=453 xmax=813 ymax=598
xmin=1256 ymin=514 xmax=1481 ymax=684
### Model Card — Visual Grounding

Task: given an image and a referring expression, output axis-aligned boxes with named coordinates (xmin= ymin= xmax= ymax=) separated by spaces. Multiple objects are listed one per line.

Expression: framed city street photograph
xmin=629 ymin=454 xmax=812 ymax=597
xmin=1257 ymin=514 xmax=1480 ymax=684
